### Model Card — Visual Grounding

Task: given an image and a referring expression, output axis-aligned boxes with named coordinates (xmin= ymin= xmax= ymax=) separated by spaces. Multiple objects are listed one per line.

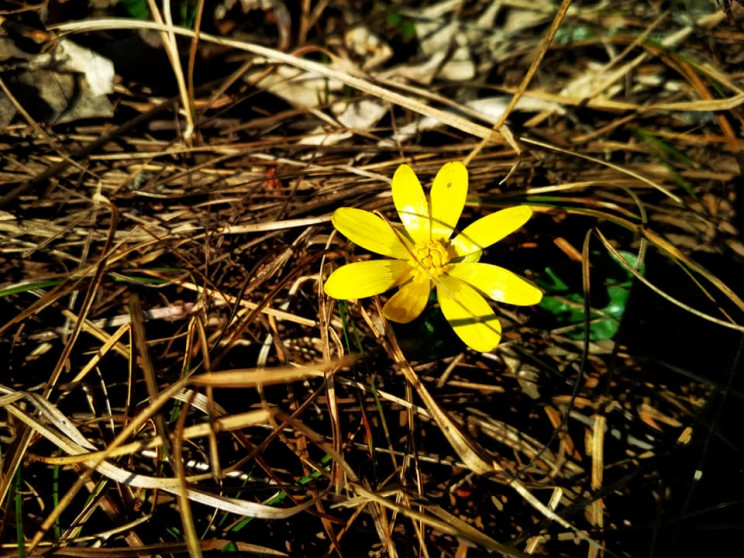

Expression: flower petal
xmin=448 ymin=262 xmax=543 ymax=305
xmin=393 ymin=164 xmax=431 ymax=244
xmin=451 ymin=206 xmax=533 ymax=260
xmin=324 ymin=260 xmax=412 ymax=299
xmin=430 ymin=161 xmax=468 ymax=241
xmin=383 ymin=273 xmax=431 ymax=323
xmin=436 ymin=276 xmax=502 ymax=352
xmin=333 ymin=208 xmax=410 ymax=259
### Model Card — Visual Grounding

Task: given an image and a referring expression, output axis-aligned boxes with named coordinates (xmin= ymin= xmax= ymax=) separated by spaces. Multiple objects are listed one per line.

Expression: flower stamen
xmin=410 ymin=240 xmax=451 ymax=278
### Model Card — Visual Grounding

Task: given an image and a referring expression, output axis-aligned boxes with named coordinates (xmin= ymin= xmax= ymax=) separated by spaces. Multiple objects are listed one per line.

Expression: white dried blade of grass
xmin=361 ymin=479 xmax=399 ymax=558
xmin=330 ymin=490 xmax=378 ymax=554
xmin=57 ymin=511 xmax=151 ymax=548
xmin=641 ymin=93 xmax=744 ymax=112
xmin=556 ymin=10 xmax=669 ymax=102
xmin=116 ymin=145 xmax=391 ymax=188
xmin=588 ymin=414 xmax=606 ymax=540
xmin=18 ymin=539 xmax=287 ymax=556
xmin=66 ymin=303 xmax=195 ymax=335
xmin=1 ymin=212 xmax=88 ymax=260
xmin=357 ymin=306 xmax=598 ymax=546
xmin=0 ymin=201 xmax=119 ymax=338
xmin=217 ymin=215 xmax=331 ymax=235
xmin=469 ymin=410 xmax=585 ymax=479
xmin=523 ymin=178 xmax=648 ymax=196
xmin=26 ymin=393 xmax=99 ymax=451
xmin=694 ymin=59 xmax=744 ymax=96
xmin=670 ymin=64 xmax=740 ymax=157
xmin=64 ymin=178 xmax=104 ymax=365
xmin=280 ymin=406 xmax=523 ymax=555
xmin=520 ymin=136 xmax=681 ymax=203
xmin=493 ymin=84 xmax=744 ymax=116
xmin=21 ymin=377 xmax=178 ymax=551
xmin=10 ymin=389 xmax=317 ymax=548
xmin=545 ymin=403 xmax=579 ymax=461
xmin=173 ymin=392 xmax=202 ymax=558
xmin=407 ymin=509 xmax=429 ymax=558
xmin=524 ymin=488 xmax=565 ymax=553
xmin=641 ymin=229 xmax=744 ymax=314
xmin=176 ymin=278 xmax=318 ymax=327
xmin=341 ymin=485 xmax=529 ymax=557
xmin=273 ymin=274 xmax=347 ymax=494
xmin=130 ymin=293 xmax=171 ymax=452
xmin=0 ymin=277 xmax=76 ymax=339
xmin=431 ymin=505 xmax=542 ymax=558
xmin=1 ymin=392 xmax=98 ymax=453
xmin=145 ymin=0 xmax=194 ymax=141
xmin=514 ymin=8 xmax=734 ymax=127
xmin=572 ymin=13 xmax=667 ymax=103
xmin=639 ymin=129 xmax=744 ymax=152
xmin=111 ymin=470 xmax=319 ymax=518
xmin=70 ymin=321 xmax=129 ymax=383
xmin=579 ymin=230 xmax=605 ymax=542
xmin=2 ymin=416 xmax=122 ymax=546
xmin=190 ymin=361 xmax=343 ymax=388
xmin=638 ymin=402 xmax=684 ymax=429
xmin=466 ymin=0 xmax=572 ymax=164
xmin=39 ymin=410 xmax=273 ymax=465
xmin=185 ymin=0 xmax=206 ymax=118
xmin=355 ymin=305 xmax=490 ymax=475
xmin=0 ymin=204 xmax=117 ymax=511
xmin=52 ymin=19 xmax=509 ymax=146
xmin=595 ymin=229 xmax=744 ymax=331
xmin=57 ymin=465 xmax=119 ymax=544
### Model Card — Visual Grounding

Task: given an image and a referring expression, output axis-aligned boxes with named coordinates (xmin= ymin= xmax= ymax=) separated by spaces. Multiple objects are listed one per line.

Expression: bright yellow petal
xmin=451 ymin=206 xmax=533 ymax=260
xmin=324 ymin=260 xmax=412 ymax=299
xmin=393 ymin=164 xmax=431 ymax=244
xmin=430 ymin=161 xmax=468 ymax=241
xmin=436 ymin=276 xmax=502 ymax=352
xmin=447 ymin=262 xmax=543 ymax=305
xmin=332 ymin=208 xmax=410 ymax=259
xmin=382 ymin=273 xmax=431 ymax=323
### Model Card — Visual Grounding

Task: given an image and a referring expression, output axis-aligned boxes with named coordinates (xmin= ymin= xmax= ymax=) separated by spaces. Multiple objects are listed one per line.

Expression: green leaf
xmin=120 ymin=0 xmax=150 ymax=20
xmin=538 ymin=250 xmax=642 ymax=341
xmin=0 ymin=280 xmax=61 ymax=297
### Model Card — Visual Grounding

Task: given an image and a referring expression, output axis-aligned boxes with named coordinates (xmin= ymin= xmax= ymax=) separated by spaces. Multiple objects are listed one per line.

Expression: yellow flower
xmin=324 ymin=162 xmax=542 ymax=352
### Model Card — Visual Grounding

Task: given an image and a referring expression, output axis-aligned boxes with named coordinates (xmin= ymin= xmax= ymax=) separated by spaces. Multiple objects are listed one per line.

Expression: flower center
xmin=410 ymin=240 xmax=451 ymax=278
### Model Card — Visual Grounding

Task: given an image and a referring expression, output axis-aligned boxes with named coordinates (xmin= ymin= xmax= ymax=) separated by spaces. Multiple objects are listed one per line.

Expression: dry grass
xmin=1 ymin=1 xmax=743 ymax=556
